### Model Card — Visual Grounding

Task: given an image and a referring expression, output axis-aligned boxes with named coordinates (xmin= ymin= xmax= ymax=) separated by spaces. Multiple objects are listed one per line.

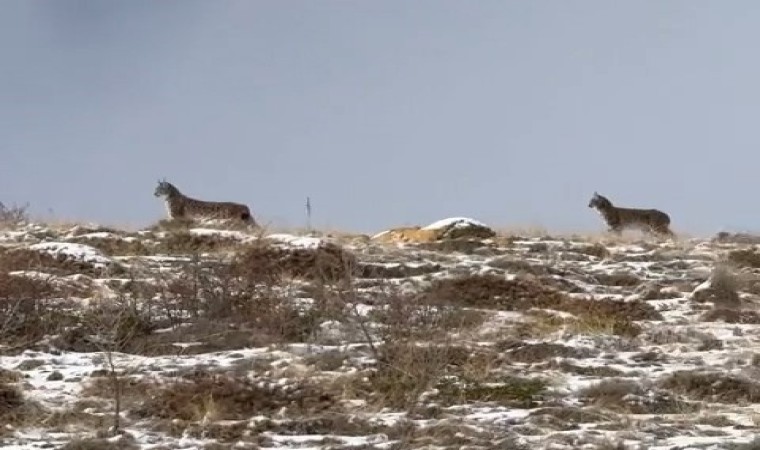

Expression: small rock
xmin=46 ymin=371 xmax=64 ymax=381
xmin=16 ymin=359 xmax=45 ymax=371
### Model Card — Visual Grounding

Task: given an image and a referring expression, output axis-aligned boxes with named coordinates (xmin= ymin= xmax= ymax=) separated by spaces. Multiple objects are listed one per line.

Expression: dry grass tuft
xmin=727 ymin=249 xmax=760 ymax=269
xmin=360 ymin=342 xmax=468 ymax=409
xmin=130 ymin=372 xmax=336 ymax=421
xmin=692 ymin=264 xmax=742 ymax=308
xmin=700 ymin=308 xmax=760 ymax=324
xmin=498 ymin=340 xmax=595 ymax=363
xmin=436 ymin=375 xmax=548 ymax=407
xmin=0 ymin=201 xmax=29 ymax=229
xmin=421 ymin=274 xmax=657 ymax=337
xmin=59 ymin=434 xmax=138 ymax=450
xmin=0 ymin=381 xmax=44 ymax=432
xmin=660 ymin=371 xmax=760 ymax=403
xmin=0 ymin=247 xmax=97 ymax=275
xmin=231 ymin=240 xmax=355 ymax=283
xmin=573 ymin=243 xmax=610 ymax=260
xmin=153 ymin=231 xmax=242 ymax=255
xmin=579 ymin=378 xmax=695 ymax=414
xmin=70 ymin=236 xmax=150 ymax=257
xmin=593 ymin=271 xmax=641 ymax=287
xmin=528 ymin=406 xmax=610 ymax=430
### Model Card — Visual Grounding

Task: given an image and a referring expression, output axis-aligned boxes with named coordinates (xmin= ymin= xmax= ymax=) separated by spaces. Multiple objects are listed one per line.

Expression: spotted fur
xmin=588 ymin=192 xmax=673 ymax=237
xmin=154 ymin=179 xmax=257 ymax=226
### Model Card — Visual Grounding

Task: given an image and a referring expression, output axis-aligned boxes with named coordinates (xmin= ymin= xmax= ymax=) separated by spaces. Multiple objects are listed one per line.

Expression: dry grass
xmin=528 ymin=406 xmax=611 ymax=430
xmin=436 ymin=375 xmax=548 ymax=407
xmin=498 ymin=340 xmax=595 ymax=363
xmin=230 ymin=240 xmax=356 ymax=283
xmin=70 ymin=236 xmax=150 ymax=257
xmin=421 ymin=274 xmax=657 ymax=337
xmin=0 ymin=381 xmax=44 ymax=434
xmin=660 ymin=371 xmax=760 ymax=403
xmin=359 ymin=342 xmax=468 ymax=409
xmin=727 ymin=249 xmax=760 ymax=269
xmin=0 ymin=201 xmax=29 ymax=229
xmin=692 ymin=264 xmax=742 ymax=308
xmin=152 ymin=231 xmax=243 ymax=255
xmin=593 ymin=271 xmax=641 ymax=287
xmin=129 ymin=372 xmax=336 ymax=422
xmin=0 ymin=246 xmax=98 ymax=276
xmin=700 ymin=308 xmax=760 ymax=324
xmin=579 ymin=379 xmax=696 ymax=414
xmin=59 ymin=434 xmax=138 ymax=450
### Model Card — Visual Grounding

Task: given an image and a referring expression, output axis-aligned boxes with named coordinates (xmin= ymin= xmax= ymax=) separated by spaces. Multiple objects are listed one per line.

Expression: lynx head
xmin=588 ymin=192 xmax=613 ymax=210
xmin=154 ymin=179 xmax=177 ymax=198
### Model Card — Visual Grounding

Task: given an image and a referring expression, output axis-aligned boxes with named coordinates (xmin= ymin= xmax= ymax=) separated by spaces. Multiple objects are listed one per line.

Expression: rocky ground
xmin=2 ymin=218 xmax=760 ymax=450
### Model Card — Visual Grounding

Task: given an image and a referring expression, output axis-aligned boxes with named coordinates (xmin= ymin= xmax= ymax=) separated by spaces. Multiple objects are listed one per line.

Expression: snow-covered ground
xmin=2 ymin=222 xmax=760 ymax=449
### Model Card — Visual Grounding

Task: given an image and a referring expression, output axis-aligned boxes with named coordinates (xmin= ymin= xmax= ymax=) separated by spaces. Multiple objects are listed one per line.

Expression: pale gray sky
xmin=2 ymin=1 xmax=759 ymax=235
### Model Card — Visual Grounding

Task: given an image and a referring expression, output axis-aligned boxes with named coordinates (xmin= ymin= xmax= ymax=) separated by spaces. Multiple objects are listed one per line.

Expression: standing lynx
xmin=588 ymin=192 xmax=673 ymax=238
xmin=153 ymin=179 xmax=257 ymax=226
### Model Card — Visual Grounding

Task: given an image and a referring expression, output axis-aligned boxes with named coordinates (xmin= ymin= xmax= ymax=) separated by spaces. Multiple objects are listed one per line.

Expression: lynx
xmin=588 ymin=192 xmax=673 ymax=237
xmin=153 ymin=179 xmax=257 ymax=226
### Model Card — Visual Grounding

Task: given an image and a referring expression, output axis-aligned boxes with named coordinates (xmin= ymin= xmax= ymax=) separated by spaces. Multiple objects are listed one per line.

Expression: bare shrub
xmin=360 ymin=342 xmax=468 ymax=409
xmin=78 ymin=300 xmax=157 ymax=435
xmin=0 ymin=270 xmax=77 ymax=351
xmin=373 ymin=289 xmax=486 ymax=342
xmin=0 ymin=381 xmax=42 ymax=431
xmin=151 ymin=242 xmax=353 ymax=351
xmin=0 ymin=201 xmax=29 ymax=227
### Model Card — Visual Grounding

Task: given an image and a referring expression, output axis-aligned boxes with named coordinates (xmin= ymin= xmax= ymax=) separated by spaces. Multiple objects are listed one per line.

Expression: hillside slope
xmin=1 ymin=221 xmax=760 ymax=450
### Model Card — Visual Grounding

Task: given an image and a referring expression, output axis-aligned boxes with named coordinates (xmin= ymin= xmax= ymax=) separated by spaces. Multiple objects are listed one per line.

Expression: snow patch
xmin=266 ymin=233 xmax=326 ymax=249
xmin=421 ymin=217 xmax=489 ymax=230
xmin=28 ymin=242 xmax=113 ymax=267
